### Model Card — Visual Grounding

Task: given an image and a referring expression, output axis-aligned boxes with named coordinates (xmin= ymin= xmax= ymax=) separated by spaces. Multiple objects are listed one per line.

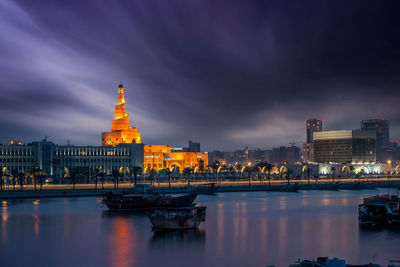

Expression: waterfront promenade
xmin=1 ymin=178 xmax=399 ymax=200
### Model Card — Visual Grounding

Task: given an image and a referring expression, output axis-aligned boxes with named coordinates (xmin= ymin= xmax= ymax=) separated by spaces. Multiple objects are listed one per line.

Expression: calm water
xmin=1 ymin=189 xmax=400 ymax=267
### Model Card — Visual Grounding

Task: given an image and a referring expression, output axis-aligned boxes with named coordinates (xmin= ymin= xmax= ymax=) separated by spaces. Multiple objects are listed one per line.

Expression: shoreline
xmin=1 ymin=179 xmax=399 ymax=200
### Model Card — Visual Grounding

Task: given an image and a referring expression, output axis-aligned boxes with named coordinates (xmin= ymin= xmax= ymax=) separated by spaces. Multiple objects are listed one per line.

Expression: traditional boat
xmin=288 ymin=257 xmax=383 ymax=267
xmin=358 ymin=195 xmax=400 ymax=227
xmin=147 ymin=206 xmax=206 ymax=230
xmin=102 ymin=192 xmax=198 ymax=211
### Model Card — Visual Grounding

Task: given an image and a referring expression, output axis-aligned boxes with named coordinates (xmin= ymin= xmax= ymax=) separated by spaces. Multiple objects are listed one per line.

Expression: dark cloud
xmin=1 ymin=0 xmax=400 ymax=150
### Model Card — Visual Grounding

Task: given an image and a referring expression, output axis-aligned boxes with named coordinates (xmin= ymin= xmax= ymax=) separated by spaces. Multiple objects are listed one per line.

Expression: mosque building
xmin=101 ymin=83 xmax=141 ymax=146
xmin=101 ymin=83 xmax=208 ymax=173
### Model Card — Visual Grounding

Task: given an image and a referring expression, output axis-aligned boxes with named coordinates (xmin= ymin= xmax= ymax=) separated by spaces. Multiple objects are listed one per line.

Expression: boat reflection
xmin=150 ymin=228 xmax=206 ymax=246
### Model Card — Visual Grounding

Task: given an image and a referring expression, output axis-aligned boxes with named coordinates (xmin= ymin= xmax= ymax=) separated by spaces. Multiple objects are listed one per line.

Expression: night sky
xmin=1 ymin=0 xmax=400 ymax=150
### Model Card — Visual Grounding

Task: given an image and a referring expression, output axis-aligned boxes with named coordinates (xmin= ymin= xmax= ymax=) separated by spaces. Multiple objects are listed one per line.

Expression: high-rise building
xmin=360 ymin=119 xmax=390 ymax=162
xmin=302 ymin=143 xmax=314 ymax=163
xmin=102 ymin=83 xmax=141 ymax=146
xmin=313 ymin=130 xmax=376 ymax=164
xmin=306 ymin=119 xmax=323 ymax=143
xmin=188 ymin=141 xmax=200 ymax=152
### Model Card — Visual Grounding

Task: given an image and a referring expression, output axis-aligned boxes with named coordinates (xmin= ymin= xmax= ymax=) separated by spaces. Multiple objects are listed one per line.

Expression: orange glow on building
xmin=102 ymin=83 xmax=141 ymax=146
xmin=165 ymin=152 xmax=208 ymax=173
xmin=143 ymin=145 xmax=208 ymax=173
xmin=144 ymin=145 xmax=171 ymax=172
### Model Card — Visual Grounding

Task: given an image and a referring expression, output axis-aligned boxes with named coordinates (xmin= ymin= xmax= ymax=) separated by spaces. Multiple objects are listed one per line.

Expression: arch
xmin=232 ymin=166 xmax=238 ymax=173
xmin=217 ymin=166 xmax=223 ymax=174
xmin=169 ymin=163 xmax=182 ymax=174
xmin=144 ymin=166 xmax=149 ymax=173
xmin=194 ymin=167 xmax=199 ymax=173
xmin=342 ymin=165 xmax=351 ymax=174
xmin=356 ymin=166 xmax=369 ymax=175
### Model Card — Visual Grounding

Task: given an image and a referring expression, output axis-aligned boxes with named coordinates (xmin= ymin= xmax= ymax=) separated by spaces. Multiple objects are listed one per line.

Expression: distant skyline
xmin=1 ymin=0 xmax=400 ymax=150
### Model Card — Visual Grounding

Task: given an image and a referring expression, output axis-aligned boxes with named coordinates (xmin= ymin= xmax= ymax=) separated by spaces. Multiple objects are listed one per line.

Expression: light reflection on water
xmin=1 ymin=189 xmax=400 ymax=267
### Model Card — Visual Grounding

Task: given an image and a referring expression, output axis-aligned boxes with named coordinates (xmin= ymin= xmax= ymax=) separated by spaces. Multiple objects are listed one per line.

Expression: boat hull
xmin=102 ymin=192 xmax=198 ymax=211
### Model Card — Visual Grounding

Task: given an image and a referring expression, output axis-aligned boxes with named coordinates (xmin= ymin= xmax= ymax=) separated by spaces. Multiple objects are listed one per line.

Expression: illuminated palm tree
xmin=265 ymin=163 xmax=274 ymax=186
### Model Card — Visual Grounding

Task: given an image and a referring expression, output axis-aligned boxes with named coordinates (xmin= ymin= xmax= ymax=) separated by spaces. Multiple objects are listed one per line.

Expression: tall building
xmin=306 ymin=119 xmax=323 ymax=143
xmin=188 ymin=140 xmax=200 ymax=152
xmin=302 ymin=143 xmax=314 ymax=163
xmin=302 ymin=119 xmax=322 ymax=162
xmin=360 ymin=119 xmax=390 ymax=162
xmin=313 ymin=130 xmax=376 ymax=164
xmin=102 ymin=83 xmax=141 ymax=146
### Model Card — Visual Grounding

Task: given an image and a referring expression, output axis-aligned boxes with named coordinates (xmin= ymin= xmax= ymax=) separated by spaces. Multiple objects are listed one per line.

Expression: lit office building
xmin=314 ymin=130 xmax=376 ymax=164
xmin=360 ymin=119 xmax=390 ymax=162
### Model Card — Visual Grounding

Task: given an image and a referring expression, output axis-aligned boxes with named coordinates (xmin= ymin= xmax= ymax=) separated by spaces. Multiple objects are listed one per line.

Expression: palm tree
xmin=183 ymin=167 xmax=193 ymax=187
xmin=98 ymin=171 xmax=105 ymax=190
xmin=256 ymin=162 xmax=265 ymax=184
xmin=11 ymin=168 xmax=18 ymax=191
xmin=51 ymin=158 xmax=60 ymax=183
xmin=209 ymin=160 xmax=220 ymax=183
xmin=149 ymin=169 xmax=156 ymax=187
xmin=265 ymin=163 xmax=274 ymax=186
xmin=94 ymin=167 xmax=102 ymax=190
xmin=0 ymin=167 xmax=4 ymax=192
xmin=112 ymin=168 xmax=121 ymax=189
xmin=69 ymin=167 xmax=78 ymax=190
xmin=286 ymin=168 xmax=293 ymax=186
xmin=38 ymin=172 xmax=47 ymax=190
xmin=330 ymin=166 xmax=336 ymax=182
xmin=199 ymin=159 xmax=205 ymax=173
xmin=349 ymin=165 xmax=354 ymax=179
xmin=131 ymin=166 xmax=142 ymax=187
xmin=166 ymin=168 xmax=172 ymax=187
xmin=244 ymin=166 xmax=255 ymax=186
xmin=18 ymin=171 xmax=25 ymax=192
xmin=306 ymin=168 xmax=312 ymax=185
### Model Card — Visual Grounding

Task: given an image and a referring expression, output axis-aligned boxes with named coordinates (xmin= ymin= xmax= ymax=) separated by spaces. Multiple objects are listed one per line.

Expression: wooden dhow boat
xmin=102 ymin=192 xmax=198 ymax=211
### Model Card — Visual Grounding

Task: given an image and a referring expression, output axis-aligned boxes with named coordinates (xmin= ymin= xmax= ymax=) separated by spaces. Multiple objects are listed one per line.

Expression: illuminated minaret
xmin=102 ymin=83 xmax=141 ymax=146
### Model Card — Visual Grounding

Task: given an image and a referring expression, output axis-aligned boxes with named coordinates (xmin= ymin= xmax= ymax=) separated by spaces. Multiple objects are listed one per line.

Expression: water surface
xmin=1 ymin=189 xmax=400 ymax=267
